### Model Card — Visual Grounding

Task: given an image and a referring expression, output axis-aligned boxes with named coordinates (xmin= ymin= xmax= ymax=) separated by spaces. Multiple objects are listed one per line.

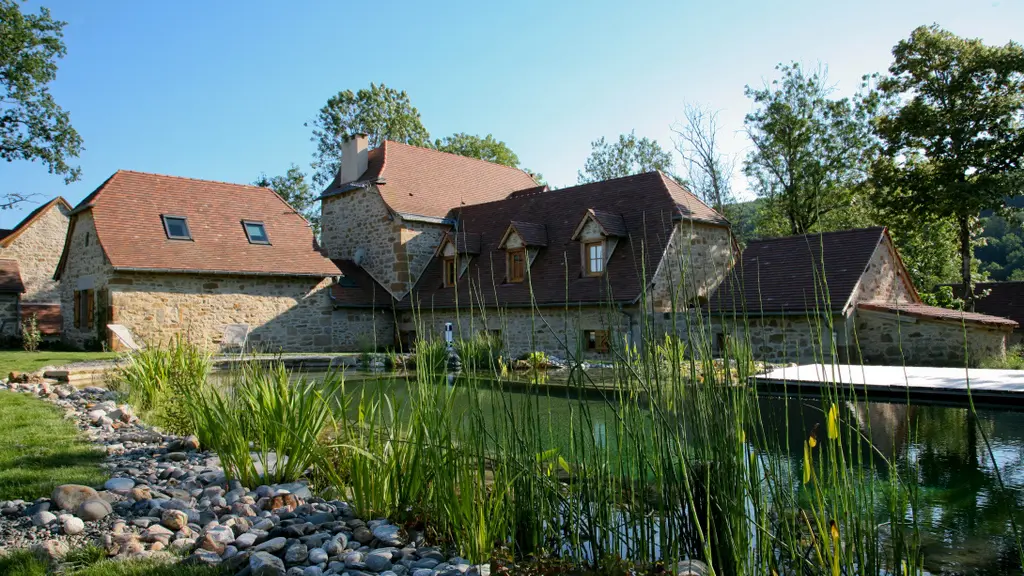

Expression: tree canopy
xmin=433 ymin=133 xmax=520 ymax=168
xmin=870 ymin=25 xmax=1024 ymax=302
xmin=743 ymin=63 xmax=875 ymax=236
xmin=0 ymin=0 xmax=82 ymax=207
xmin=577 ymin=131 xmax=675 ymax=184
xmin=308 ymin=83 xmax=430 ymax=187
xmin=254 ymin=165 xmax=318 ymax=233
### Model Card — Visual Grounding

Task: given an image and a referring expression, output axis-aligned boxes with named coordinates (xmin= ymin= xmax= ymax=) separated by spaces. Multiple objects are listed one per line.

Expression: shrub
xmin=181 ymin=363 xmax=345 ymax=486
xmin=454 ymin=333 xmax=501 ymax=372
xmin=110 ymin=336 xmax=211 ymax=435
xmin=20 ymin=314 xmax=42 ymax=353
xmin=414 ymin=337 xmax=449 ymax=374
xmin=980 ymin=344 xmax=1024 ymax=370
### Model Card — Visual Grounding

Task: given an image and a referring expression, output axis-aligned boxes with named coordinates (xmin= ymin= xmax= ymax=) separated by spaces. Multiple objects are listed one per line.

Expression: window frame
xmin=584 ymin=329 xmax=610 ymax=353
xmin=585 ymin=240 xmax=605 ymax=276
xmin=161 ymin=215 xmax=192 ymax=241
xmin=242 ymin=220 xmax=271 ymax=245
xmin=507 ymin=248 xmax=526 ymax=283
xmin=442 ymin=256 xmax=458 ymax=287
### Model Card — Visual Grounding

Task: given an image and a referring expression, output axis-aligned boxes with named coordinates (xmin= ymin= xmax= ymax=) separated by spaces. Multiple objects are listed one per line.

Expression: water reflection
xmin=335 ymin=372 xmax=1024 ymax=575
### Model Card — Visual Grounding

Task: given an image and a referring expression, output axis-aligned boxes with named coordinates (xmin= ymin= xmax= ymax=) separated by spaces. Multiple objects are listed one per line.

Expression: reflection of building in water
xmin=846 ymin=401 xmax=915 ymax=462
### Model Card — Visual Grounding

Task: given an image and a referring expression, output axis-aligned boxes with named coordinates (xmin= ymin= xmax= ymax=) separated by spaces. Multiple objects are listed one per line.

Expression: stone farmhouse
xmin=953 ymin=281 xmax=1024 ymax=347
xmin=0 ymin=197 xmax=71 ymax=338
xmin=51 ymin=137 xmax=1018 ymax=365
xmin=708 ymin=228 xmax=1018 ymax=366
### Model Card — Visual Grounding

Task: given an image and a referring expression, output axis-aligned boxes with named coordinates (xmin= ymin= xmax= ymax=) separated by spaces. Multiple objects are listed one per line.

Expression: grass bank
xmin=0 ymin=351 xmax=117 ymax=376
xmin=0 ymin=391 xmax=106 ymax=500
xmin=0 ymin=547 xmax=226 ymax=576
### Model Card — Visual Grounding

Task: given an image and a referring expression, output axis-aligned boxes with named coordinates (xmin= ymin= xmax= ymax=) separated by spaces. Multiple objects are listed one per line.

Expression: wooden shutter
xmin=86 ymin=289 xmax=95 ymax=329
xmin=73 ymin=291 xmax=81 ymax=329
xmin=596 ymin=330 xmax=610 ymax=353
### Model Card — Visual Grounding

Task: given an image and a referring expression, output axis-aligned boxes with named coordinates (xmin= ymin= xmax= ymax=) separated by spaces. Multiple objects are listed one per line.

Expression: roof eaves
xmin=318 ymin=178 xmax=382 ymax=200
xmin=111 ymin=266 xmax=336 ymax=278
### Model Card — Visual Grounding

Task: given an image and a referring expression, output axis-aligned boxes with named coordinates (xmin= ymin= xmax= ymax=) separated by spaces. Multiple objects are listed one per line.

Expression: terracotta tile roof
xmin=951 ymin=282 xmax=1024 ymax=329
xmin=0 ymin=259 xmax=24 ymax=293
xmin=58 ymin=171 xmax=339 ymax=278
xmin=858 ymin=301 xmax=1018 ymax=328
xmin=709 ymin=227 xmax=887 ymax=315
xmin=21 ymin=303 xmax=61 ymax=335
xmin=507 ymin=221 xmax=548 ymax=247
xmin=330 ymin=259 xmax=395 ymax=308
xmin=322 ymin=141 xmax=540 ymax=218
xmin=402 ymin=171 xmax=726 ymax=309
xmin=0 ymin=197 xmax=71 ymax=248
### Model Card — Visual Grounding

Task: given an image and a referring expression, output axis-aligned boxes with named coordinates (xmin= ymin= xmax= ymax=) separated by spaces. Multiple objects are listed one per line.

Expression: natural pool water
xmin=301 ymin=369 xmax=1024 ymax=575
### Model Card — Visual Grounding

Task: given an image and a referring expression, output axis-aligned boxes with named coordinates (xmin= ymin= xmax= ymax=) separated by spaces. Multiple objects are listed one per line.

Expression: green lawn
xmin=0 ymin=351 xmax=117 ymax=376
xmin=0 ymin=391 xmax=106 ymax=501
xmin=0 ymin=548 xmax=226 ymax=576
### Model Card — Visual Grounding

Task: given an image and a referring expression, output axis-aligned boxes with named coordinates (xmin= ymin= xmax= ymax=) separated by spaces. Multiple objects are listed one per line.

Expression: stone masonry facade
xmin=405 ymin=305 xmax=633 ymax=360
xmin=0 ymin=201 xmax=70 ymax=303
xmin=649 ymin=222 xmax=735 ymax=312
xmin=107 ymin=273 xmax=335 ymax=352
xmin=60 ymin=212 xmax=112 ymax=348
xmin=854 ymin=310 xmax=1009 ymax=367
xmin=321 ymin=185 xmax=447 ymax=299
xmin=0 ymin=293 xmax=18 ymax=337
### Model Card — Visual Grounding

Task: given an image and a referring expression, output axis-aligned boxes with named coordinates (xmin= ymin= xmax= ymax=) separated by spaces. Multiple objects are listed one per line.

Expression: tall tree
xmin=254 ymin=165 xmax=319 ymax=234
xmin=744 ymin=63 xmax=874 ymax=235
xmin=870 ymin=25 xmax=1024 ymax=304
xmin=308 ymin=83 xmax=430 ymax=187
xmin=433 ymin=133 xmax=520 ymax=167
xmin=673 ymin=103 xmax=734 ymax=212
xmin=577 ymin=130 xmax=675 ymax=184
xmin=0 ymin=0 xmax=82 ymax=207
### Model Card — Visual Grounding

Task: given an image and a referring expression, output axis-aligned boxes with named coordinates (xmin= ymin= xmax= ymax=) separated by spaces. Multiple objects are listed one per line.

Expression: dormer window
xmin=508 ymin=248 xmax=526 ymax=283
xmin=162 ymin=215 xmax=192 ymax=240
xmin=243 ymin=220 xmax=270 ymax=244
xmin=443 ymin=256 xmax=457 ymax=287
xmin=585 ymin=241 xmax=605 ymax=276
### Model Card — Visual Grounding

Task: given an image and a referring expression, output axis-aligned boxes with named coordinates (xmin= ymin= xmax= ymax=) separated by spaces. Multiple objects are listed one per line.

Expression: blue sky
xmin=3 ymin=0 xmax=1022 ymax=228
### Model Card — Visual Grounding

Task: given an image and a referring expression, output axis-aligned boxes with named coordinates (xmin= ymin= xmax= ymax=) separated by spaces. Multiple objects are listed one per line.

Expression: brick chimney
xmin=340 ymin=133 xmax=369 ymax=184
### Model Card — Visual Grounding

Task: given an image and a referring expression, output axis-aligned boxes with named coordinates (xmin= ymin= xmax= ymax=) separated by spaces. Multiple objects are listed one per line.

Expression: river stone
xmin=31 ymin=539 xmax=68 ymax=561
xmin=284 ymin=543 xmax=308 ymax=565
xmin=104 ymin=478 xmax=135 ymax=492
xmin=250 ymin=551 xmax=287 ymax=576
xmin=161 ymin=509 xmax=188 ymax=530
xmin=371 ymin=524 xmax=403 ymax=546
xmin=234 ymin=532 xmax=258 ymax=549
xmin=364 ymin=552 xmax=392 ymax=572
xmin=31 ymin=510 xmax=57 ymax=526
xmin=302 ymin=567 xmax=323 ymax=576
xmin=191 ymin=548 xmax=222 ymax=565
xmin=51 ymin=484 xmax=99 ymax=511
xmin=307 ymin=547 xmax=328 ymax=564
xmin=63 ymin=516 xmax=85 ymax=535
xmin=253 ymin=536 xmax=287 ymax=554
xmin=199 ymin=525 xmax=235 ymax=554
xmin=76 ymin=498 xmax=112 ymax=521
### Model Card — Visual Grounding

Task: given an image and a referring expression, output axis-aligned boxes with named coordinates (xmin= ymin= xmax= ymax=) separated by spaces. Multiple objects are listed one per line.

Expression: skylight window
xmin=162 ymin=215 xmax=191 ymax=240
xmin=243 ymin=221 xmax=270 ymax=244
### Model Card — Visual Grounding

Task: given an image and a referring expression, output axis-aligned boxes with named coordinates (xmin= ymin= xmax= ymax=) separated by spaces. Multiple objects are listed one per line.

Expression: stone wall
xmin=0 ymin=201 xmax=70 ymax=303
xmin=60 ymin=212 xmax=113 ymax=349
xmin=0 ymin=293 xmax=18 ymax=337
xmin=851 ymin=238 xmax=916 ymax=305
xmin=320 ymin=185 xmax=448 ymax=299
xmin=854 ymin=309 xmax=1009 ymax=367
xmin=711 ymin=314 xmax=839 ymax=364
xmin=107 ymin=272 xmax=334 ymax=352
xmin=400 ymin=305 xmax=634 ymax=360
xmin=331 ymin=308 xmax=396 ymax=351
xmin=649 ymin=222 xmax=734 ymax=312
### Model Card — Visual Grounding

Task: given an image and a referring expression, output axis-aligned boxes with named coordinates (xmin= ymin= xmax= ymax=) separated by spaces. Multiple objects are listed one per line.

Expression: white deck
xmin=755 ymin=364 xmax=1024 ymax=402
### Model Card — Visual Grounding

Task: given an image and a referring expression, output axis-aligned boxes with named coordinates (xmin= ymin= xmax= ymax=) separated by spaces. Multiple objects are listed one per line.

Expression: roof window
xmin=162 ymin=215 xmax=192 ymax=240
xmin=243 ymin=220 xmax=270 ymax=244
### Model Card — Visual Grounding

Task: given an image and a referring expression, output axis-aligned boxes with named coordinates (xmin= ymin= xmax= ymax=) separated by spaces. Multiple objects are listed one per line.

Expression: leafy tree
xmin=433 ymin=133 xmax=520 ymax=167
xmin=308 ymin=83 xmax=430 ymax=187
xmin=0 ymin=0 xmax=83 ymax=207
xmin=870 ymin=25 xmax=1024 ymax=304
xmin=577 ymin=130 xmax=675 ymax=184
xmin=254 ymin=165 xmax=319 ymax=234
xmin=744 ymin=63 xmax=875 ymax=235
xmin=673 ymin=103 xmax=734 ymax=213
